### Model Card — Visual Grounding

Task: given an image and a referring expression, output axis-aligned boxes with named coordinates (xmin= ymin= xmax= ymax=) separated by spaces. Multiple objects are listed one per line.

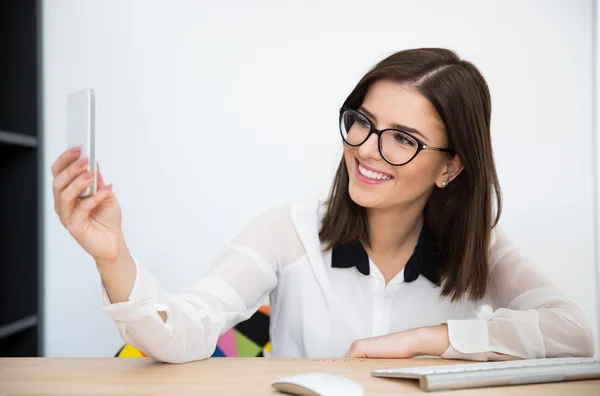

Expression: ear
xmin=436 ymin=155 xmax=464 ymax=188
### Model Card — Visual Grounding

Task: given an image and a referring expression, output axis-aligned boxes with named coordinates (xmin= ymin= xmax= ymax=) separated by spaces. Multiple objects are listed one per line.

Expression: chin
xmin=348 ymin=182 xmax=387 ymax=209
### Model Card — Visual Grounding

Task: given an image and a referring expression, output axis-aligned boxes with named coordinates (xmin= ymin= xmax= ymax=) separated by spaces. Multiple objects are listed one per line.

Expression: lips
xmin=354 ymin=158 xmax=394 ymax=184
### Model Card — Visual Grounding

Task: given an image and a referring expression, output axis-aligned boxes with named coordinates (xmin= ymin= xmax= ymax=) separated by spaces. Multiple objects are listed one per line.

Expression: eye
xmin=393 ymin=132 xmax=416 ymax=147
xmin=357 ymin=117 xmax=370 ymax=128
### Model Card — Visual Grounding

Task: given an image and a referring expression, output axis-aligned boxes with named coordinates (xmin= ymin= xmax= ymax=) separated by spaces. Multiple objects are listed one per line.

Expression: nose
xmin=357 ymin=132 xmax=382 ymax=161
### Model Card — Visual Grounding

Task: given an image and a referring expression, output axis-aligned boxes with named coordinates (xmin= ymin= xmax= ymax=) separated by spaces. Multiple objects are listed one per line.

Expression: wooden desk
xmin=0 ymin=357 xmax=599 ymax=395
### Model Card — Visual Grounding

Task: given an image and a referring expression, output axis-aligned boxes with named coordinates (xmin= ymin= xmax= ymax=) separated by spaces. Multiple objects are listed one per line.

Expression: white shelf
xmin=0 ymin=315 xmax=37 ymax=340
xmin=0 ymin=130 xmax=37 ymax=148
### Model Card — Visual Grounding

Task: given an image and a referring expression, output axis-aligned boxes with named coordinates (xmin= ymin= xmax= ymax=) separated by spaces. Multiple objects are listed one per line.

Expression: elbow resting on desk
xmin=573 ymin=329 xmax=595 ymax=358
xmin=145 ymin=346 xmax=214 ymax=365
xmin=121 ymin=315 xmax=217 ymax=364
xmin=108 ymin=296 xmax=231 ymax=364
xmin=538 ymin=301 xmax=595 ymax=359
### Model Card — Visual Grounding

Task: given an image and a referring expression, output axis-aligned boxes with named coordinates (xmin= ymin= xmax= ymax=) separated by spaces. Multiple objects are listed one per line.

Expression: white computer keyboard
xmin=371 ymin=357 xmax=600 ymax=391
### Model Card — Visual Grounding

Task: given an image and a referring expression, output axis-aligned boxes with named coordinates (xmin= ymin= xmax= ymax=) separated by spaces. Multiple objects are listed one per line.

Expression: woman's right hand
xmin=51 ymin=146 xmax=123 ymax=264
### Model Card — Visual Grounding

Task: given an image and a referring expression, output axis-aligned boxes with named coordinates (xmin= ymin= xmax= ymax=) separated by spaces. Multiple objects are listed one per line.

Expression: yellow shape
xmin=117 ymin=344 xmax=145 ymax=358
xmin=264 ymin=341 xmax=271 ymax=354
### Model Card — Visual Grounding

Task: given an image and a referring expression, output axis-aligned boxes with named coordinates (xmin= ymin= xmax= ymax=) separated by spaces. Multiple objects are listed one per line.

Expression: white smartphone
xmin=67 ymin=88 xmax=96 ymax=197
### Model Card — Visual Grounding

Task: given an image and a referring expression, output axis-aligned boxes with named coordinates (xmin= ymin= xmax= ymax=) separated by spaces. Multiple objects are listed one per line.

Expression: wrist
xmin=95 ymin=236 xmax=130 ymax=269
xmin=414 ymin=324 xmax=450 ymax=356
xmin=95 ymin=238 xmax=137 ymax=304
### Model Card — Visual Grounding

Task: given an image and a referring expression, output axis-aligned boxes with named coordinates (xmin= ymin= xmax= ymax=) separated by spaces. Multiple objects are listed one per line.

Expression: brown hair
xmin=319 ymin=48 xmax=502 ymax=302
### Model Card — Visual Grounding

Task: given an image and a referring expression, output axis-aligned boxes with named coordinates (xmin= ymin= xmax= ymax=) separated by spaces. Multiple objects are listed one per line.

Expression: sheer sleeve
xmin=441 ymin=226 xmax=595 ymax=361
xmin=101 ymin=205 xmax=304 ymax=363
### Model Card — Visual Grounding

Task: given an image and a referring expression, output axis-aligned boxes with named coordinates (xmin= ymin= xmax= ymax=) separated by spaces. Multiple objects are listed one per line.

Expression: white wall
xmin=43 ymin=0 xmax=599 ymax=357
xmin=595 ymin=0 xmax=600 ymax=357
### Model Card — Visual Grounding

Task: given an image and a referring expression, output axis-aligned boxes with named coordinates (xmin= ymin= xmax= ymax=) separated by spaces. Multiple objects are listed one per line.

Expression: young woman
xmin=51 ymin=48 xmax=595 ymax=363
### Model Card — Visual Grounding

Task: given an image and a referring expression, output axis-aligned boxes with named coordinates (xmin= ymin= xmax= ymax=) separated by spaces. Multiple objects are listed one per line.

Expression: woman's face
xmin=344 ymin=79 xmax=458 ymax=210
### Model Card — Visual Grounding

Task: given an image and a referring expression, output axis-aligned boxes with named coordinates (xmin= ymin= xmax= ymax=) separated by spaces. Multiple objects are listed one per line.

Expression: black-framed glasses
xmin=339 ymin=107 xmax=454 ymax=166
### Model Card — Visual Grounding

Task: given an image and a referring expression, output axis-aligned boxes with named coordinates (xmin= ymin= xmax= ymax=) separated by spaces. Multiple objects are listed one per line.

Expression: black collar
xmin=331 ymin=224 xmax=441 ymax=285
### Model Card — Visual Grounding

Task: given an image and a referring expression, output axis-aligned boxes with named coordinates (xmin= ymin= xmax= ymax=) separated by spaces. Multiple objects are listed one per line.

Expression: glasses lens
xmin=340 ymin=110 xmax=370 ymax=145
xmin=380 ymin=130 xmax=419 ymax=165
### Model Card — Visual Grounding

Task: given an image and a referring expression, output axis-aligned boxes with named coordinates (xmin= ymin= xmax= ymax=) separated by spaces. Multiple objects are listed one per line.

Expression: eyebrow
xmin=358 ymin=106 xmax=429 ymax=142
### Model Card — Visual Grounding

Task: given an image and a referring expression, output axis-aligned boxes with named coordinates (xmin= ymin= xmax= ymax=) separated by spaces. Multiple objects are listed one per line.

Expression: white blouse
xmin=101 ymin=200 xmax=595 ymax=363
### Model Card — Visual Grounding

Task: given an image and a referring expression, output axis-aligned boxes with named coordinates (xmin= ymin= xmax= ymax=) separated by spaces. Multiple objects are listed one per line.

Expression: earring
xmin=441 ymin=181 xmax=447 ymax=187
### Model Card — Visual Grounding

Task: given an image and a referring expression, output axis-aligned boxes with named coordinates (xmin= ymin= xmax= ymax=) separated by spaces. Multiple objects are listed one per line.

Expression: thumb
xmin=96 ymin=162 xmax=106 ymax=189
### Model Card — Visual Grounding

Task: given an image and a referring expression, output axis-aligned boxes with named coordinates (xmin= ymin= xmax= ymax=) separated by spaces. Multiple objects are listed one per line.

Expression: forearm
xmin=96 ymin=237 xmax=138 ymax=304
xmin=346 ymin=324 xmax=450 ymax=358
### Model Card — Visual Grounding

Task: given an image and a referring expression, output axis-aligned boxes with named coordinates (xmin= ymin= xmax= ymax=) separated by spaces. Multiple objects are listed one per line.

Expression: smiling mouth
xmin=355 ymin=158 xmax=393 ymax=182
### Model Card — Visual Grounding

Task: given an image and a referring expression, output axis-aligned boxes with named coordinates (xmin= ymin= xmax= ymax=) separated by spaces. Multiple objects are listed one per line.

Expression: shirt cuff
xmin=440 ymin=319 xmax=491 ymax=361
xmin=100 ymin=257 xmax=161 ymax=321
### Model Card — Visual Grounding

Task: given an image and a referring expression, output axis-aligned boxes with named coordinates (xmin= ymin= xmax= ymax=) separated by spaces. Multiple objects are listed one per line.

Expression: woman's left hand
xmin=345 ymin=324 xmax=450 ymax=358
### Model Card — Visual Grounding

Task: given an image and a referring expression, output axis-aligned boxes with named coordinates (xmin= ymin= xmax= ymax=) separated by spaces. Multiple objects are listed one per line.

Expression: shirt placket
xmin=369 ymin=259 xmax=401 ymax=337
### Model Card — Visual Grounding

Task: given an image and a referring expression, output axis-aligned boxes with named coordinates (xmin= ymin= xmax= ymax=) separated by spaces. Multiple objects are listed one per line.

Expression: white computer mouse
xmin=271 ymin=372 xmax=365 ymax=396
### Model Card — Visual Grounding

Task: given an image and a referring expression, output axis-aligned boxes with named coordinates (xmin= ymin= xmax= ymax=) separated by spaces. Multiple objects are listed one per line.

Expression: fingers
xmin=69 ymin=184 xmax=114 ymax=231
xmin=54 ymin=154 xmax=89 ymax=190
xmin=57 ymin=169 xmax=96 ymax=224
xmin=53 ymin=157 xmax=90 ymax=216
xmin=52 ymin=149 xmax=114 ymax=229
xmin=51 ymin=146 xmax=82 ymax=177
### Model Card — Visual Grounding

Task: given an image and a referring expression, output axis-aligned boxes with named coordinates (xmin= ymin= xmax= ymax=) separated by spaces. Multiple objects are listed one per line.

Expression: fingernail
xmin=69 ymin=146 xmax=81 ymax=153
xmin=84 ymin=170 xmax=94 ymax=179
xmin=77 ymin=158 xmax=88 ymax=166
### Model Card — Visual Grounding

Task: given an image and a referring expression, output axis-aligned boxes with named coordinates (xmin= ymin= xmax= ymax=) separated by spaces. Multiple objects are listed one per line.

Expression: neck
xmin=365 ymin=201 xmax=425 ymax=255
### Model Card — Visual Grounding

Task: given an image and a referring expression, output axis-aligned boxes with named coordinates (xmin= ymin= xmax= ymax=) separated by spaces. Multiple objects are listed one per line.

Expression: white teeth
xmin=358 ymin=163 xmax=391 ymax=181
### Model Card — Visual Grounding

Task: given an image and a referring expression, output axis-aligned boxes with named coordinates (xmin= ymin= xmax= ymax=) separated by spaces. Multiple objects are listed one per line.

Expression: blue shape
xmin=211 ymin=346 xmax=225 ymax=357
